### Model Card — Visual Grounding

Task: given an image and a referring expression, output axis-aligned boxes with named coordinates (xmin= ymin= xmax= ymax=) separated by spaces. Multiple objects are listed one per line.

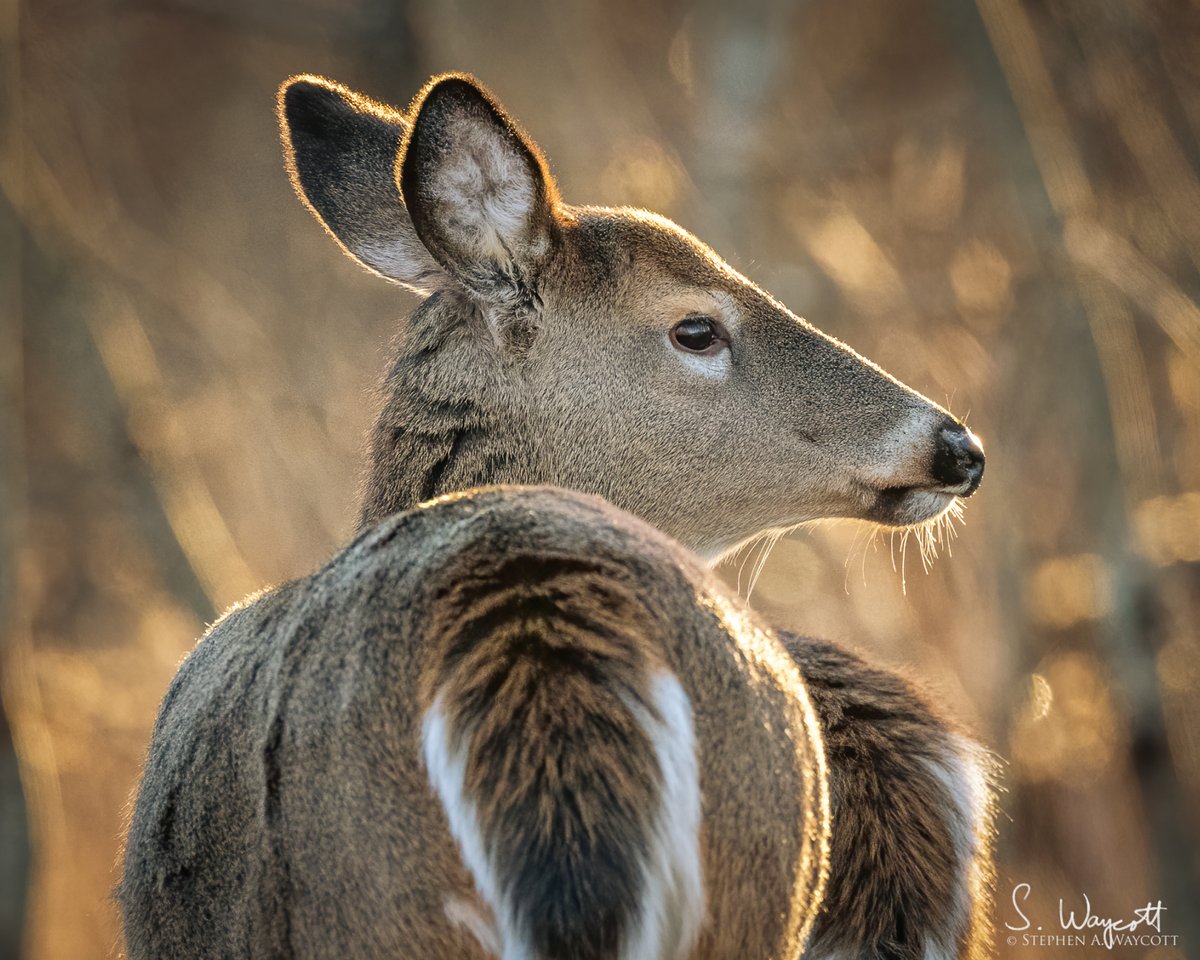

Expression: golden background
xmin=1 ymin=0 xmax=1198 ymax=957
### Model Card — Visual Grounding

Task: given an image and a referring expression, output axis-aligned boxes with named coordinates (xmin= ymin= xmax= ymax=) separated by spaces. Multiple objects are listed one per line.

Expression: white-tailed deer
xmin=120 ymin=74 xmax=994 ymax=960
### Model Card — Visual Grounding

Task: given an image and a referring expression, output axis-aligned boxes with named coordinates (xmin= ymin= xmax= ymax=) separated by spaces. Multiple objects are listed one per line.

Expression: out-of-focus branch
xmin=0 ymin=95 xmax=346 ymax=548
xmin=1063 ymin=219 xmax=1200 ymax=363
xmin=973 ymin=0 xmax=1166 ymax=501
xmin=0 ymin=197 xmax=32 ymax=960
xmin=1 ymin=104 xmax=268 ymax=610
xmin=1086 ymin=41 xmax=1200 ymax=277
xmin=84 ymin=292 xmax=261 ymax=607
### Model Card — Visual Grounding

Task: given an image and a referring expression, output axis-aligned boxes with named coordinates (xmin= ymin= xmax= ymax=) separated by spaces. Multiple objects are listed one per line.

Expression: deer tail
xmin=420 ymin=547 xmax=704 ymax=960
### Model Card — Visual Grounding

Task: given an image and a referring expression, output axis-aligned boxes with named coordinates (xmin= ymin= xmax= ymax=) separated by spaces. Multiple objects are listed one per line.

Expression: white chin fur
xmin=691 ymin=489 xmax=959 ymax=567
xmin=887 ymin=490 xmax=957 ymax=526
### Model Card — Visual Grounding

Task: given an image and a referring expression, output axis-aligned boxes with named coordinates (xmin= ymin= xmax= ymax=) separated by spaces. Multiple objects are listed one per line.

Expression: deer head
xmin=280 ymin=73 xmax=983 ymax=560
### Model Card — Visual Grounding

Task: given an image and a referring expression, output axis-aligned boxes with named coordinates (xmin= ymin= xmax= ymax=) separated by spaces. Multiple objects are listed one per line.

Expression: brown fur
xmin=120 ymin=72 xmax=995 ymax=960
xmin=420 ymin=547 xmax=667 ymax=960
xmin=784 ymin=634 xmax=996 ymax=960
xmin=120 ymin=487 xmax=827 ymax=959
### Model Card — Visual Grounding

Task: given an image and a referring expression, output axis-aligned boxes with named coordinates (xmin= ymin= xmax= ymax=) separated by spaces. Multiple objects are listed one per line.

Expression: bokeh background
xmin=2 ymin=0 xmax=1199 ymax=957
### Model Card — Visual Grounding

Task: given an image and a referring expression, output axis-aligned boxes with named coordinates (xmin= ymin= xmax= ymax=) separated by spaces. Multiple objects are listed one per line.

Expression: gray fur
xmin=119 ymin=488 xmax=826 ymax=960
xmin=120 ymin=72 xmax=995 ymax=960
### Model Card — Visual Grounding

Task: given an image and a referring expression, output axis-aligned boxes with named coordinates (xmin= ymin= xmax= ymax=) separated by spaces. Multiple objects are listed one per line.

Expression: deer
xmin=119 ymin=73 xmax=994 ymax=960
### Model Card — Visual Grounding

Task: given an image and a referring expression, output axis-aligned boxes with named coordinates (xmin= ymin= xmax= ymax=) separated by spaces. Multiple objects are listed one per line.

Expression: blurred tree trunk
xmin=0 ymin=1 xmax=31 ymax=954
xmin=687 ymin=0 xmax=788 ymax=245
xmin=0 ymin=708 xmax=28 ymax=960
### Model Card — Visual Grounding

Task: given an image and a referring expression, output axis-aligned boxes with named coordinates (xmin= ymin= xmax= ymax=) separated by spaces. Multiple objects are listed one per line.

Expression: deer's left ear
xmin=398 ymin=74 xmax=562 ymax=308
xmin=279 ymin=75 xmax=451 ymax=295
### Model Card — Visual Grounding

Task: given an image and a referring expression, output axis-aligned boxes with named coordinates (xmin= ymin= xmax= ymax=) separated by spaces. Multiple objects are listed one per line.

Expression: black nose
xmin=931 ymin=424 xmax=985 ymax=496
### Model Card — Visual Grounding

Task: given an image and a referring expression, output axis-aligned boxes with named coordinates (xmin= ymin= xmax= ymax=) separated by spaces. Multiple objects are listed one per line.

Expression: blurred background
xmin=2 ymin=0 xmax=1199 ymax=956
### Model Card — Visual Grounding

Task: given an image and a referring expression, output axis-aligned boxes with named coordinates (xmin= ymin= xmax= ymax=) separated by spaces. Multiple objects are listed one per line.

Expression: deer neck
xmin=357 ymin=294 xmax=535 ymax=529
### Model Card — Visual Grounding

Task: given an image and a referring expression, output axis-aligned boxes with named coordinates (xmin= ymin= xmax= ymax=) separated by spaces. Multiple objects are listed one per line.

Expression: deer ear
xmin=279 ymin=75 xmax=450 ymax=295
xmin=398 ymin=74 xmax=561 ymax=307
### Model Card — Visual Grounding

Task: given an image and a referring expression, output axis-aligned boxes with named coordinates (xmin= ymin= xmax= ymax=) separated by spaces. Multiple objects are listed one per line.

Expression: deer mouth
xmin=866 ymin=485 xmax=960 ymax=527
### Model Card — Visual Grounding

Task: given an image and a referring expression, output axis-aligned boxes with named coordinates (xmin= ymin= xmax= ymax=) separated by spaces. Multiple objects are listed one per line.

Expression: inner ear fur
xmin=397 ymin=73 xmax=562 ymax=306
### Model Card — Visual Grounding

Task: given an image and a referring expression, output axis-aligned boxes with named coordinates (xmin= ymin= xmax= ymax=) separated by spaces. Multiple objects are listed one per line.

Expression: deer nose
xmin=931 ymin=424 xmax=985 ymax=496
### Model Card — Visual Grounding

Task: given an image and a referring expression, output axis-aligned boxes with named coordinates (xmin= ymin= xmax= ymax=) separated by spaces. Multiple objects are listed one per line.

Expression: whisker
xmin=726 ymin=534 xmax=757 ymax=596
xmin=890 ymin=497 xmax=968 ymax=589
xmin=745 ymin=529 xmax=783 ymax=599
xmin=842 ymin=525 xmax=861 ymax=595
xmin=863 ymin=526 xmax=879 ymax=587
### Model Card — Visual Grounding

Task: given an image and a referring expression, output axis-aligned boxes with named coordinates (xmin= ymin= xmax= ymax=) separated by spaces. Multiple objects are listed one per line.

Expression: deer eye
xmin=670 ymin=315 xmax=727 ymax=355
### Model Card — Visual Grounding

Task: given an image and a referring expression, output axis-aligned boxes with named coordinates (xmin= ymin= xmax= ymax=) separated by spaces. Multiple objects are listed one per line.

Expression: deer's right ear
xmin=398 ymin=75 xmax=561 ymax=308
xmin=278 ymin=75 xmax=450 ymax=295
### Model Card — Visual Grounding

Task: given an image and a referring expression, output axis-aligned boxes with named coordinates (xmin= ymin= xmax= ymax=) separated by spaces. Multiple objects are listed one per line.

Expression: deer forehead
xmin=557 ymin=219 xmax=759 ymax=321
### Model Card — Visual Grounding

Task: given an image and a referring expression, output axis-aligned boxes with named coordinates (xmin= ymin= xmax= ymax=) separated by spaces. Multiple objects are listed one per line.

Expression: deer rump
xmin=119 ymin=486 xmax=828 ymax=960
